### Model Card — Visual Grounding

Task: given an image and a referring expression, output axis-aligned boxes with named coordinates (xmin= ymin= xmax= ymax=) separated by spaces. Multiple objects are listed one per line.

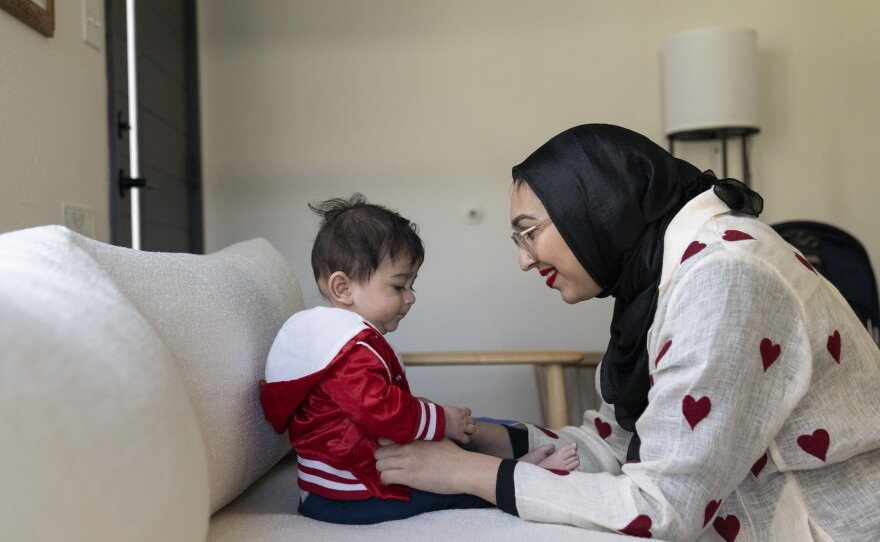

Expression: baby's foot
xmin=518 ymin=444 xmax=556 ymax=465
xmin=538 ymin=442 xmax=579 ymax=471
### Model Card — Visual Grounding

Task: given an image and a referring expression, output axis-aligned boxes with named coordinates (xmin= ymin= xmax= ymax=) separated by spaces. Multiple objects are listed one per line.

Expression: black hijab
xmin=512 ymin=124 xmax=762 ymax=460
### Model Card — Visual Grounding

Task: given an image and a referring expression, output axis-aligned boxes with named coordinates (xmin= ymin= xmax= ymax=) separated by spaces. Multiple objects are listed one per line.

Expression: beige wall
xmin=6 ymin=2 xmax=877 ymax=423
xmin=0 ymin=2 xmax=109 ymax=241
xmin=197 ymin=0 xmax=880 ymax=423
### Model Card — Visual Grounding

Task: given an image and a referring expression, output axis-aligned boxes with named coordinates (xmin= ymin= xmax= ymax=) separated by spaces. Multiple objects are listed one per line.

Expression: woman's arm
xmin=378 ymin=251 xmax=813 ymax=539
xmin=374 ymin=438 xmax=503 ymax=503
xmin=460 ymin=419 xmax=516 ymax=458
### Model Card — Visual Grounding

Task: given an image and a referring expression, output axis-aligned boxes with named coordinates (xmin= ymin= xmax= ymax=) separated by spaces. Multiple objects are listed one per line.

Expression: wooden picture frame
xmin=0 ymin=0 xmax=54 ymax=37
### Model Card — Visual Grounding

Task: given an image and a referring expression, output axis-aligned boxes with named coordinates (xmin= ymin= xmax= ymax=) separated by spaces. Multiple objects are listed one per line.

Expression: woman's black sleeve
xmin=504 ymin=425 xmax=530 ymax=458
xmin=495 ymin=458 xmax=519 ymax=516
xmin=495 ymin=425 xmax=528 ymax=516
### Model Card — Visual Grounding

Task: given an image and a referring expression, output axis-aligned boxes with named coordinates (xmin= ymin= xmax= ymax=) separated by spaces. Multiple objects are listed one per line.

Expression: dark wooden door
xmin=106 ymin=0 xmax=203 ymax=253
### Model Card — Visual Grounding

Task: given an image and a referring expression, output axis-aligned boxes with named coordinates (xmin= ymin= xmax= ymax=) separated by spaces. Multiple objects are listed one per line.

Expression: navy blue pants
xmin=298 ymin=490 xmax=493 ymax=525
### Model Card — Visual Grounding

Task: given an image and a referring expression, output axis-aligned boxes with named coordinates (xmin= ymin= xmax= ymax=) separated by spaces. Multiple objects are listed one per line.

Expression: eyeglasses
xmin=510 ymin=218 xmax=552 ymax=258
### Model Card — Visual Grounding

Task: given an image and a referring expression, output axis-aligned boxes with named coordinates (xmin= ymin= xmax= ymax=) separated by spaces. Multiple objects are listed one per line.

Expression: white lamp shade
xmin=663 ymin=28 xmax=759 ymax=137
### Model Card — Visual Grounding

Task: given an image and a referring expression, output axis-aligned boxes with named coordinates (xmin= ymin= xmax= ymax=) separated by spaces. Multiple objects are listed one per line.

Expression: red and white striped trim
xmin=297 ymin=456 xmax=370 ymax=500
xmin=415 ymin=399 xmax=441 ymax=440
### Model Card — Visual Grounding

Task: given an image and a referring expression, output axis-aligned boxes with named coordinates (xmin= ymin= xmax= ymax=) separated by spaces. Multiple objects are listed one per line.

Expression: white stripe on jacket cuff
xmin=415 ymin=400 xmax=440 ymax=440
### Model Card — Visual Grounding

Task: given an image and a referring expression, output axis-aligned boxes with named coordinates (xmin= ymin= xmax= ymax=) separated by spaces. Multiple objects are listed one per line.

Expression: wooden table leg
xmin=545 ymin=363 xmax=568 ymax=428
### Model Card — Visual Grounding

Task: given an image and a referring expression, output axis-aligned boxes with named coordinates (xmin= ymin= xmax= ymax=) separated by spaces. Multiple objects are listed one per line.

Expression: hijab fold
xmin=512 ymin=124 xmax=762 ymax=461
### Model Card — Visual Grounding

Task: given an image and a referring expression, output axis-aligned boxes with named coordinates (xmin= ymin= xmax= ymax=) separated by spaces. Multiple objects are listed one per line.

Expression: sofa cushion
xmin=0 ymin=226 xmax=209 ymax=541
xmin=207 ymin=455 xmax=640 ymax=541
xmin=82 ymin=232 xmax=304 ymax=512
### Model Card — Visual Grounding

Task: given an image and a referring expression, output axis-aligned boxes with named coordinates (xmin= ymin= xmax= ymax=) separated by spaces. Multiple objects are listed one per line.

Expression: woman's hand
xmin=375 ymin=438 xmax=467 ymax=494
xmin=375 ymin=438 xmax=501 ymax=503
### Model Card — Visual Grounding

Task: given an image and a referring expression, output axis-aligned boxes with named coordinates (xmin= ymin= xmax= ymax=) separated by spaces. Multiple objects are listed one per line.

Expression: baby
xmin=260 ymin=194 xmax=576 ymax=525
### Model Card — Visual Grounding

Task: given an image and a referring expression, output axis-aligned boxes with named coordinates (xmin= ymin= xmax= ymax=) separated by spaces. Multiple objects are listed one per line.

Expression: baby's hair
xmin=309 ymin=193 xmax=424 ymax=289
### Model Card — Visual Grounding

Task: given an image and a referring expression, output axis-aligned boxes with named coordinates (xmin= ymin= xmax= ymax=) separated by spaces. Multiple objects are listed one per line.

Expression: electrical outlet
xmin=63 ymin=204 xmax=96 ymax=238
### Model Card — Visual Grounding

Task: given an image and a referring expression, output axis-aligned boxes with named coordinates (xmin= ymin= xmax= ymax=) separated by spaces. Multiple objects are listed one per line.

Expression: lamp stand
xmin=668 ymin=127 xmax=758 ymax=187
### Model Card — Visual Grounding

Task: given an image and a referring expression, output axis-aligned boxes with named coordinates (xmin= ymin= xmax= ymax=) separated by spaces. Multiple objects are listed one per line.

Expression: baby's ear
xmin=326 ymin=271 xmax=354 ymax=306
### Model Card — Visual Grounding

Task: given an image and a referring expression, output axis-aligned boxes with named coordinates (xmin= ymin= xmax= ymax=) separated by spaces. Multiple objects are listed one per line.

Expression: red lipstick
xmin=539 ymin=267 xmax=557 ymax=288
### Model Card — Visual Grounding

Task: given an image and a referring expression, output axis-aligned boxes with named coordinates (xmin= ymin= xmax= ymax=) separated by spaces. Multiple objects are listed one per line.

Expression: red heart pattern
xmin=620 ymin=515 xmax=652 ymax=538
xmin=760 ymin=338 xmax=781 ymax=371
xmin=797 ymin=429 xmax=830 ymax=461
xmin=751 ymin=453 xmax=768 ymax=477
xmin=722 ymin=229 xmax=754 ymax=242
xmin=827 ymin=330 xmax=841 ymax=363
xmin=655 ymin=340 xmax=672 ymax=368
xmin=681 ymin=241 xmax=707 ymax=263
xmin=703 ymin=499 xmax=721 ymax=527
xmin=713 ymin=515 xmax=741 ymax=542
xmin=682 ymin=395 xmax=711 ymax=430
xmin=795 ymin=252 xmax=818 ymax=274
xmin=594 ymin=417 xmax=612 ymax=440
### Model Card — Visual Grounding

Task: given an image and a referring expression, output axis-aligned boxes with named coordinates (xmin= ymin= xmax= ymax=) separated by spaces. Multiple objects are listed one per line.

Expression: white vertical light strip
xmin=126 ymin=0 xmax=141 ymax=250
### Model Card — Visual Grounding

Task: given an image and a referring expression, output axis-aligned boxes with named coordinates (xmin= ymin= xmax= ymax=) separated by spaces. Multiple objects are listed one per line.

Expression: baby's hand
xmin=443 ymin=405 xmax=476 ymax=444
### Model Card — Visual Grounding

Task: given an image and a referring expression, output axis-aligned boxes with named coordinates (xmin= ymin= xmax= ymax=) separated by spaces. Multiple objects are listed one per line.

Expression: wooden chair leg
xmin=545 ymin=363 xmax=568 ymax=429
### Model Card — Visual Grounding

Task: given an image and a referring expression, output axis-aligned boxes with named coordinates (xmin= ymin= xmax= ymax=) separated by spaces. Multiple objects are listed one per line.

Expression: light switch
xmin=63 ymin=204 xmax=96 ymax=238
xmin=82 ymin=0 xmax=103 ymax=50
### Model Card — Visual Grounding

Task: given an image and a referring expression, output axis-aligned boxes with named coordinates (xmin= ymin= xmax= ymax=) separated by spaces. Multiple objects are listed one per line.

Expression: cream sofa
xmin=1 ymin=226 xmax=637 ymax=542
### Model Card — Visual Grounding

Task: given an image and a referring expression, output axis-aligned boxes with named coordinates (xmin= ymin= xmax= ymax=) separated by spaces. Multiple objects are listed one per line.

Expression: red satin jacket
xmin=260 ymin=307 xmax=446 ymax=501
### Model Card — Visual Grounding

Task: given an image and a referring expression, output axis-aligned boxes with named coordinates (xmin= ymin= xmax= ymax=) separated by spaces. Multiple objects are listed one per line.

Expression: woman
xmin=375 ymin=124 xmax=880 ymax=540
